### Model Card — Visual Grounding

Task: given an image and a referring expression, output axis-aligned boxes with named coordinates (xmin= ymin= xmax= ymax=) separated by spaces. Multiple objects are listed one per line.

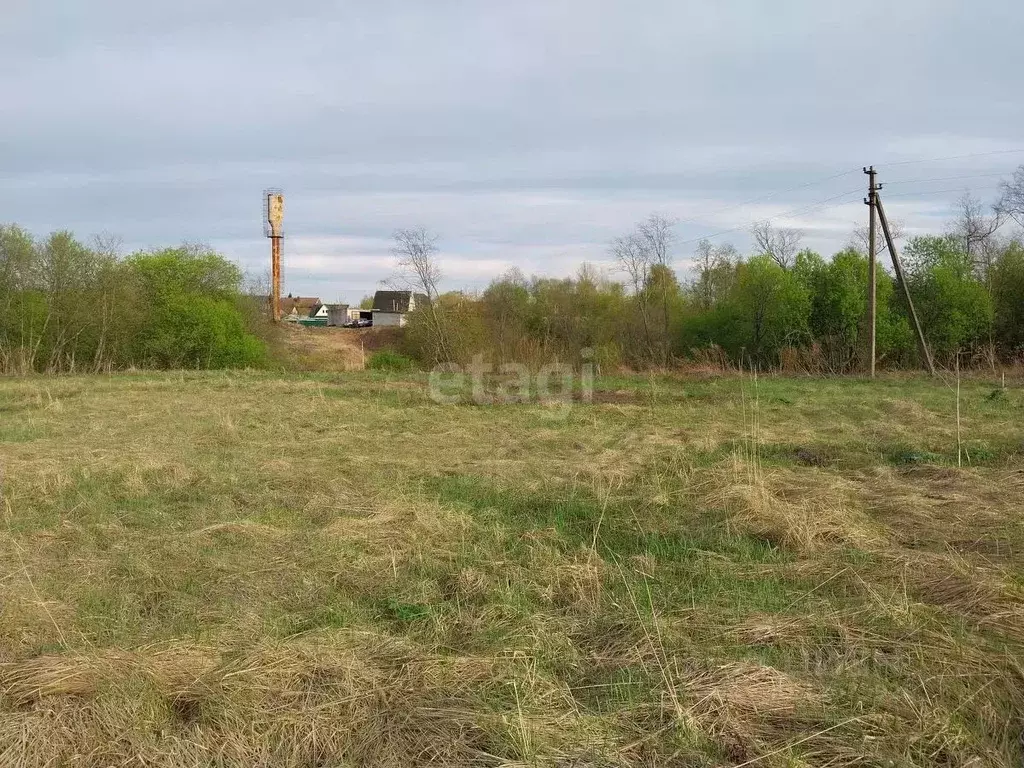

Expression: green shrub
xmin=141 ymin=294 xmax=266 ymax=368
xmin=0 ymin=230 xmax=268 ymax=372
xmin=367 ymin=350 xmax=418 ymax=372
xmin=125 ymin=247 xmax=267 ymax=369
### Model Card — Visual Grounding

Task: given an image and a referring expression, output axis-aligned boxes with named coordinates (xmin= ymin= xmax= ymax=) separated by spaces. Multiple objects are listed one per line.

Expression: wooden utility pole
xmin=864 ymin=166 xmax=879 ymax=377
xmin=876 ymin=194 xmax=936 ymax=376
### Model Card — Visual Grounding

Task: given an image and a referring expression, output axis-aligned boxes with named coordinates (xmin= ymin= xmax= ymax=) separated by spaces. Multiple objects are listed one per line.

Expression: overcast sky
xmin=2 ymin=1 xmax=1022 ymax=303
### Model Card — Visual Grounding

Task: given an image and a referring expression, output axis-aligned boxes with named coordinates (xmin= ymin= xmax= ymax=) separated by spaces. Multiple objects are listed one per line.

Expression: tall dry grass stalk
xmin=956 ymin=351 xmax=963 ymax=467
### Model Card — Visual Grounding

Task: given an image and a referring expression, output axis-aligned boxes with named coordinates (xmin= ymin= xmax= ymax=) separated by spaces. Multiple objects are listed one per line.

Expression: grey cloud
xmin=2 ymin=1 xmax=1022 ymax=303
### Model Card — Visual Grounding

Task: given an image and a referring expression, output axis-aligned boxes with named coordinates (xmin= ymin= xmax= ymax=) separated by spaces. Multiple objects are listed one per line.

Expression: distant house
xmin=280 ymin=295 xmax=322 ymax=321
xmin=371 ymin=290 xmax=428 ymax=328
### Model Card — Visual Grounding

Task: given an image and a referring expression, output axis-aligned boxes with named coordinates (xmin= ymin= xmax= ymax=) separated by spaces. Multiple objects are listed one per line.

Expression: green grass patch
xmin=366 ymin=349 xmax=419 ymax=372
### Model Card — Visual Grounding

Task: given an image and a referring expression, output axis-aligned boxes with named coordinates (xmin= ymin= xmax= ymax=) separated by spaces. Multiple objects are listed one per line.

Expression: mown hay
xmin=0 ymin=637 xmax=506 ymax=768
xmin=679 ymin=661 xmax=823 ymax=737
xmin=703 ymin=460 xmax=887 ymax=553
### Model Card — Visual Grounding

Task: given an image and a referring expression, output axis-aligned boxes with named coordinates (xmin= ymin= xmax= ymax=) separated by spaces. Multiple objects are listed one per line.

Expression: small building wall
xmin=326 ymin=305 xmax=350 ymax=326
xmin=372 ymin=311 xmax=406 ymax=327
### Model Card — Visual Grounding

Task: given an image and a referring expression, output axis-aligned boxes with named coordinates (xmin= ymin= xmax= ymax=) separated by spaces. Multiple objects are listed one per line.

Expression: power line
xmin=675 ymin=181 xmax=1006 ymax=249
xmin=880 ymin=183 xmax=1004 ymax=199
xmin=663 ymin=152 xmax=1020 ymax=249
xmin=671 ymin=153 xmax=1020 ymax=232
xmin=881 ymin=148 xmax=1024 ymax=168
xmin=676 ymin=187 xmax=864 ymax=247
xmin=681 ymin=177 xmax=1009 ymax=243
xmin=775 ymin=188 xmax=867 ymax=219
xmin=674 ymin=166 xmax=861 ymax=227
xmin=883 ymin=171 xmax=1009 ymax=186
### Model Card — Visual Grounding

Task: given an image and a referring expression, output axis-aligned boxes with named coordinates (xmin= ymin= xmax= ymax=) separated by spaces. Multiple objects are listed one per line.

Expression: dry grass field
xmin=1 ymin=370 xmax=1023 ymax=767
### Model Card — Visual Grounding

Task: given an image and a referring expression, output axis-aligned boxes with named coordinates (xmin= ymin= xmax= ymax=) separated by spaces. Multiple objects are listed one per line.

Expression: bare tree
xmin=92 ymin=232 xmax=123 ymax=259
xmin=952 ymin=191 xmax=1006 ymax=369
xmin=751 ymin=220 xmax=802 ymax=269
xmin=850 ymin=217 xmax=904 ymax=259
xmin=612 ymin=230 xmax=650 ymax=295
xmin=693 ymin=239 xmax=736 ymax=309
xmin=953 ymin=191 xmax=1004 ymax=278
xmin=637 ymin=214 xmax=675 ymax=271
xmin=612 ymin=229 xmax=656 ymax=362
xmin=996 ymin=165 xmax=1024 ymax=228
xmin=612 ymin=213 xmax=677 ymax=365
xmin=694 ymin=239 xmax=715 ymax=272
xmin=391 ymin=227 xmax=452 ymax=363
xmin=638 ymin=214 xmax=676 ymax=357
xmin=393 ymin=227 xmax=442 ymax=300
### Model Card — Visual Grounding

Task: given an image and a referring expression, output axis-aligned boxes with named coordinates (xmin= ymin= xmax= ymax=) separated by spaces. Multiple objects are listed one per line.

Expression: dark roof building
xmin=371 ymin=290 xmax=429 ymax=313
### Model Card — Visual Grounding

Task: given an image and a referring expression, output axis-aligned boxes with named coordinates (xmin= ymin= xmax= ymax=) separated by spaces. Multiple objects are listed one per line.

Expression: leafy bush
xmin=367 ymin=350 xmax=418 ymax=372
xmin=0 ymin=229 xmax=267 ymax=372
xmin=126 ymin=248 xmax=267 ymax=369
xmin=904 ymin=235 xmax=993 ymax=363
xmin=992 ymin=242 xmax=1024 ymax=356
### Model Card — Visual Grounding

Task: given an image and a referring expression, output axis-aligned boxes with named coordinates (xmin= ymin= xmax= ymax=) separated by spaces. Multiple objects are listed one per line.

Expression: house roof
xmin=280 ymin=296 xmax=321 ymax=316
xmin=372 ymin=290 xmax=429 ymax=313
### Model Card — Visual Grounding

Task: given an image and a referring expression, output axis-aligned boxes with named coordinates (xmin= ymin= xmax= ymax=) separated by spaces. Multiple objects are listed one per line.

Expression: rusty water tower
xmin=263 ymin=189 xmax=284 ymax=321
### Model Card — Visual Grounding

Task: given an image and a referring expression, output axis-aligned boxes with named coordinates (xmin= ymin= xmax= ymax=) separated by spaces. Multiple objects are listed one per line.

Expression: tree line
xmin=0 ymin=226 xmax=267 ymax=373
xmin=401 ymin=171 xmax=1024 ymax=372
xmin=4 ymin=166 xmax=1023 ymax=375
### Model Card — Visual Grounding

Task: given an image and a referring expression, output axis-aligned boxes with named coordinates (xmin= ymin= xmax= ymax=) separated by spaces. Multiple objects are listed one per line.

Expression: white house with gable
xmin=371 ymin=290 xmax=428 ymax=327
